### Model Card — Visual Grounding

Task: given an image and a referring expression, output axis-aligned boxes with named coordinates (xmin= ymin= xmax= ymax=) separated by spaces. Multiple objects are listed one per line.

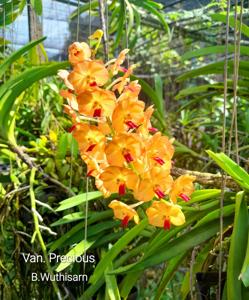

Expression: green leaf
xmin=56 ymin=191 xmax=103 ymax=211
xmin=124 ymin=0 xmax=134 ymax=37
xmin=227 ymin=192 xmax=248 ymax=300
xmin=240 ymin=227 xmax=249 ymax=287
xmin=181 ymin=189 xmax=221 ymax=206
xmin=89 ymin=218 xmax=148 ymax=284
xmin=56 ymin=238 xmax=96 ymax=272
xmin=105 ymin=262 xmax=121 ymax=300
xmin=31 ymin=0 xmax=43 ymax=16
xmin=154 ymin=73 xmax=164 ymax=112
xmin=57 ymin=133 xmax=69 ymax=159
xmin=131 ymin=74 xmax=165 ymax=124
xmin=111 ymin=216 xmax=233 ymax=275
xmin=195 ymin=204 xmax=235 ymax=227
xmin=113 ymin=0 xmax=125 ymax=49
xmin=49 ymin=218 xmax=117 ymax=252
xmin=176 ymin=60 xmax=249 ymax=82
xmin=51 ymin=212 xmax=86 ymax=227
xmin=133 ymin=0 xmax=169 ymax=34
xmin=155 ymin=252 xmax=187 ymax=300
xmin=70 ymin=0 xmax=99 ymax=20
xmin=181 ymin=239 xmax=215 ymax=299
xmin=182 ymin=45 xmax=249 ymax=61
xmin=0 ymin=61 xmax=69 ymax=144
xmin=207 ymin=151 xmax=249 ymax=191
xmin=0 ymin=36 xmax=46 ymax=79
xmin=211 ymin=13 xmax=249 ymax=38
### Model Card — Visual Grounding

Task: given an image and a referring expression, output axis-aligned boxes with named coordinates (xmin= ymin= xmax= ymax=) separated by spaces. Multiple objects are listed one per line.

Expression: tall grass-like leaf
xmin=31 ymin=0 xmax=43 ymax=15
xmin=56 ymin=191 xmax=102 ymax=211
xmin=181 ymin=239 xmax=214 ymax=299
xmin=0 ymin=61 xmax=69 ymax=144
xmin=154 ymin=252 xmax=187 ymax=300
xmin=154 ymin=73 xmax=164 ymax=112
xmin=55 ymin=238 xmax=96 ymax=272
xmin=176 ymin=60 xmax=249 ymax=82
xmin=111 ymin=216 xmax=233 ymax=275
xmin=128 ymin=5 xmax=141 ymax=49
xmin=181 ymin=189 xmax=221 ymax=205
xmin=133 ymin=0 xmax=169 ymax=34
xmin=240 ymin=228 xmax=249 ymax=287
xmin=70 ymin=0 xmax=99 ymax=20
xmin=89 ymin=218 xmax=148 ymax=284
xmin=211 ymin=13 xmax=249 ymax=38
xmin=131 ymin=75 xmax=165 ymax=123
xmin=207 ymin=151 xmax=249 ymax=191
xmin=227 ymin=192 xmax=248 ymax=300
xmin=195 ymin=204 xmax=235 ymax=227
xmin=182 ymin=45 xmax=249 ymax=61
xmin=113 ymin=0 xmax=125 ymax=49
xmin=105 ymin=262 xmax=121 ymax=300
xmin=0 ymin=36 xmax=46 ymax=78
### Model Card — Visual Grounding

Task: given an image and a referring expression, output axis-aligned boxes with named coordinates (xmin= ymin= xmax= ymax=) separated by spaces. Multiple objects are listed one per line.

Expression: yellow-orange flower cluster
xmin=59 ymin=31 xmax=196 ymax=230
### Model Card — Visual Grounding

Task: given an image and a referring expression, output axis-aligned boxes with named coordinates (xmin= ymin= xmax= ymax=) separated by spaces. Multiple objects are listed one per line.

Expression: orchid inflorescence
xmin=59 ymin=30 xmax=196 ymax=231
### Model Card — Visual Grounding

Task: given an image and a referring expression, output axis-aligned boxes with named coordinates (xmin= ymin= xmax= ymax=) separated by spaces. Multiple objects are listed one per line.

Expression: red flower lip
xmin=86 ymin=144 xmax=97 ymax=152
xmin=153 ymin=156 xmax=165 ymax=165
xmin=179 ymin=193 xmax=190 ymax=202
xmin=93 ymin=108 xmax=102 ymax=117
xmin=149 ymin=127 xmax=158 ymax=133
xmin=154 ymin=187 xmax=165 ymax=199
xmin=123 ymin=152 xmax=134 ymax=163
xmin=121 ymin=215 xmax=130 ymax=228
xmin=125 ymin=120 xmax=138 ymax=130
xmin=89 ymin=81 xmax=97 ymax=87
xmin=119 ymin=183 xmax=126 ymax=195
xmin=164 ymin=218 xmax=171 ymax=230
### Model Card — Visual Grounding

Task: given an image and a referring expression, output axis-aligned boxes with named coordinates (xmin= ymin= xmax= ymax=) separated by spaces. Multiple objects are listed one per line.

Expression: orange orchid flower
xmin=99 ymin=166 xmax=138 ymax=196
xmin=77 ymin=87 xmax=116 ymax=118
xmin=169 ymin=175 xmax=196 ymax=203
xmin=137 ymin=105 xmax=157 ymax=136
xmin=112 ymin=96 xmax=145 ymax=133
xmin=105 ymin=133 xmax=144 ymax=167
xmin=109 ymin=200 xmax=139 ymax=227
xmin=81 ymin=154 xmax=108 ymax=178
xmin=146 ymin=200 xmax=185 ymax=230
xmin=58 ymin=69 xmax=74 ymax=90
xmin=68 ymin=60 xmax=109 ymax=93
xmin=60 ymin=89 xmax=78 ymax=111
xmin=134 ymin=165 xmax=173 ymax=202
xmin=112 ymin=65 xmax=135 ymax=94
xmin=68 ymin=42 xmax=91 ymax=65
xmin=72 ymin=123 xmax=106 ymax=160
xmin=108 ymin=49 xmax=129 ymax=75
xmin=146 ymin=132 xmax=174 ymax=166
xmin=122 ymin=81 xmax=141 ymax=98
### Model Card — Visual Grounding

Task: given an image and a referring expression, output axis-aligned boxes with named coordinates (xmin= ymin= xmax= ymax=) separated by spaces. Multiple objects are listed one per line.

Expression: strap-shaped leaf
xmin=89 ymin=218 xmax=148 ymax=284
xmin=207 ymin=151 xmax=249 ymax=191
xmin=0 ymin=36 xmax=46 ymax=78
xmin=155 ymin=252 xmax=187 ymax=300
xmin=182 ymin=45 xmax=249 ymax=61
xmin=56 ymin=191 xmax=102 ymax=211
xmin=0 ymin=61 xmax=69 ymax=144
xmin=227 ymin=192 xmax=248 ymax=300
xmin=111 ymin=216 xmax=233 ymax=275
